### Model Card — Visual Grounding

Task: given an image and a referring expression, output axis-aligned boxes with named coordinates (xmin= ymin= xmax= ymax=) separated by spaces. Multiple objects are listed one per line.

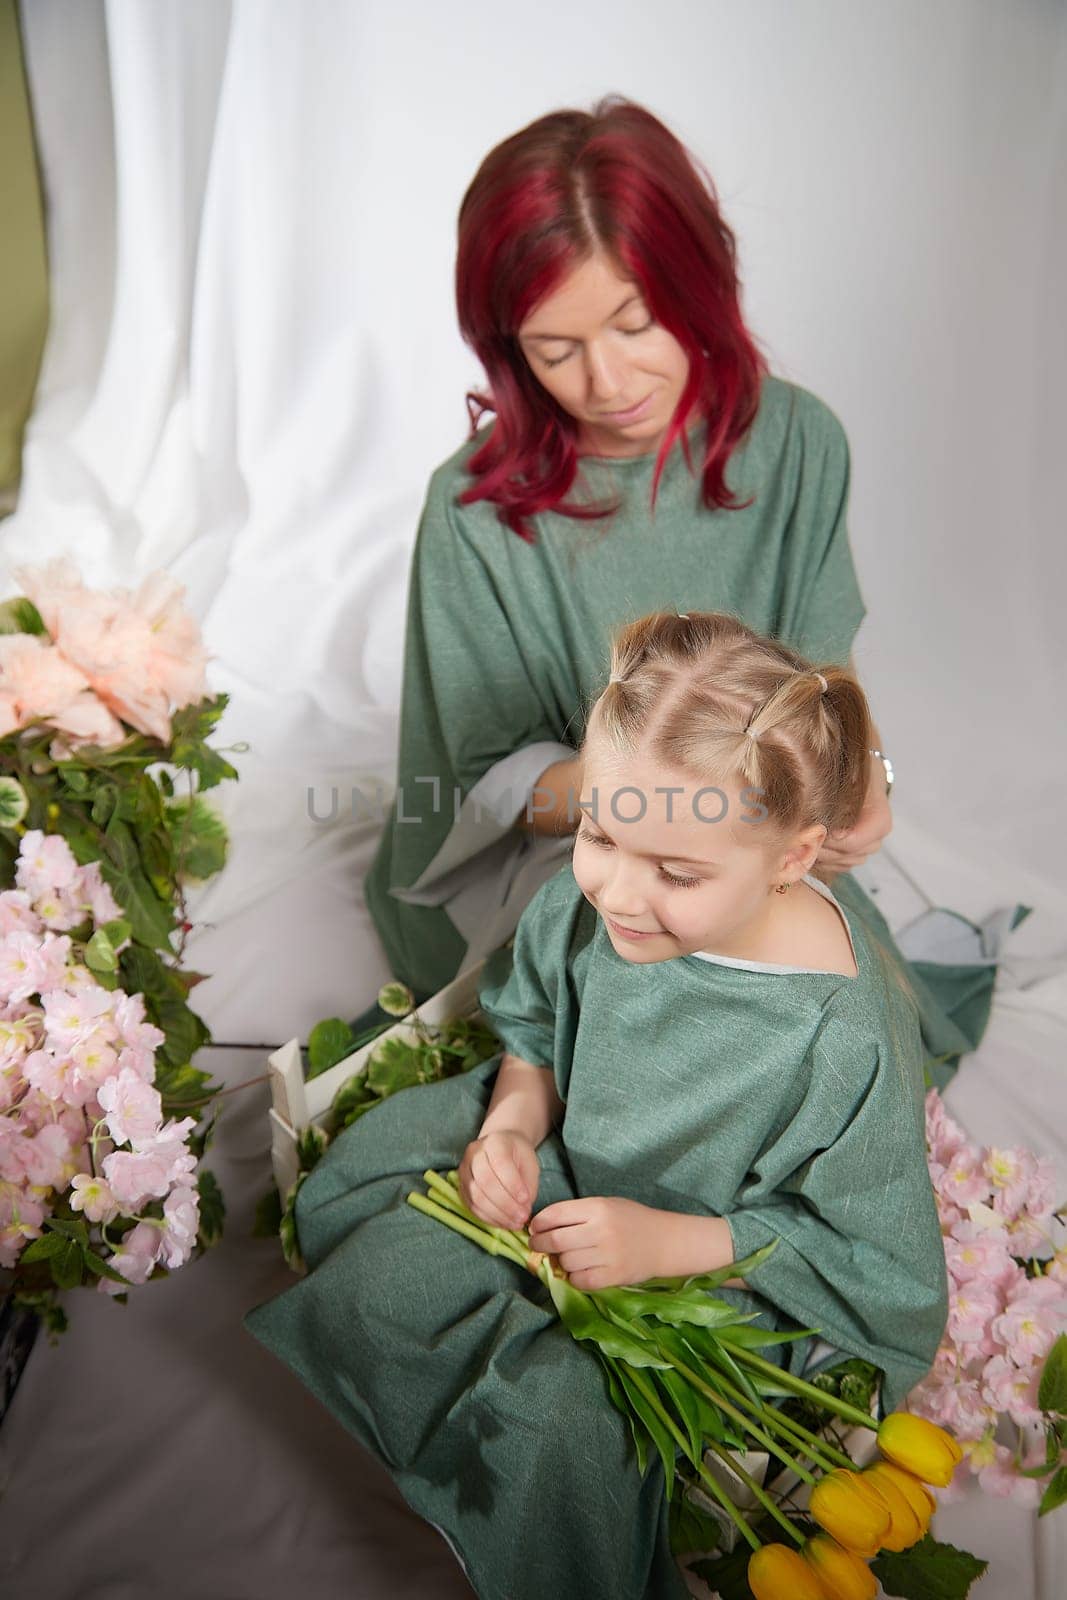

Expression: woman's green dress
xmin=360 ymin=377 xmax=998 ymax=1073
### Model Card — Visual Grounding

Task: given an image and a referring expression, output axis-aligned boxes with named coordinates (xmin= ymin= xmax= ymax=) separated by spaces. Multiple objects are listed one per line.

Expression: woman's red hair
xmin=455 ymin=95 xmax=768 ymax=542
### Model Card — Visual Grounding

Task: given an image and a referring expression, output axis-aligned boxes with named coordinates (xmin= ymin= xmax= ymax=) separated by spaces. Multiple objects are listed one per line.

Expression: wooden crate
xmin=265 ymin=959 xmax=489 ymax=1201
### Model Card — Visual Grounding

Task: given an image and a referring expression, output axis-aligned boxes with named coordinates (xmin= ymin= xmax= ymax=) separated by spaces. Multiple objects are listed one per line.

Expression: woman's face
xmin=516 ymin=251 xmax=692 ymax=459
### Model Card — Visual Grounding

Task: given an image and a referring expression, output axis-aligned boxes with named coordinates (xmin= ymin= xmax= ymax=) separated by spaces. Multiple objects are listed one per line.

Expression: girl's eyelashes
xmin=659 ymin=867 xmax=701 ymax=890
xmin=575 ymin=828 xmax=701 ymax=890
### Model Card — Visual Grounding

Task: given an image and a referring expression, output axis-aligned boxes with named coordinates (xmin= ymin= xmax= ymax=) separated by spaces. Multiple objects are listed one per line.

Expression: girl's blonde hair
xmin=587 ymin=611 xmax=872 ymax=841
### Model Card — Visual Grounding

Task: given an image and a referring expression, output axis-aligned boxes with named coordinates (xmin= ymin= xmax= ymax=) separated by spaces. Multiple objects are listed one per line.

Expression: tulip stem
xmin=651 ymin=1338 xmax=816 ymax=1486
xmin=701 ymin=1438 xmax=805 ymax=1548
xmin=624 ymin=1367 xmax=761 ymax=1554
xmin=731 ymin=1384 xmax=856 ymax=1474
xmin=406 ymin=1192 xmax=529 ymax=1269
xmin=733 ymin=1348 xmax=877 ymax=1432
xmin=420 ymin=1172 xmax=532 ymax=1260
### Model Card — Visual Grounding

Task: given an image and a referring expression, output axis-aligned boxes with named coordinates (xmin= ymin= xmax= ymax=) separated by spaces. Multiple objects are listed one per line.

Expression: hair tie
xmin=608 ymin=673 xmax=624 ymax=684
xmin=815 ymin=673 xmax=828 ymax=693
xmin=677 ymin=612 xmax=689 ymax=620
xmin=745 ymin=724 xmax=760 ymax=742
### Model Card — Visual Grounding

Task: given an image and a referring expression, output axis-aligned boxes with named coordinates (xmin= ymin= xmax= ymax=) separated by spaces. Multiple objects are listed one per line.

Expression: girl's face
xmin=516 ymin=250 xmax=692 ymax=460
xmin=571 ymin=742 xmax=823 ymax=965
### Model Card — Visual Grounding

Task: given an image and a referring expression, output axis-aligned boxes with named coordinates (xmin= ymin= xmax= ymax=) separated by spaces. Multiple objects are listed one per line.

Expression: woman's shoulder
xmin=750 ymin=375 xmax=850 ymax=462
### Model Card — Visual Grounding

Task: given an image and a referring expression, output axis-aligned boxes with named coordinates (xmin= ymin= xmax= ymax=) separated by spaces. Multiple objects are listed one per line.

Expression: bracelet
xmin=869 ymin=748 xmax=894 ymax=797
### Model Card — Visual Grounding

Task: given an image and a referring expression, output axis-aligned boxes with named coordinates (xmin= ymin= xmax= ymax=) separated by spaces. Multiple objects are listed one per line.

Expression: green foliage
xmin=253 ymin=1187 xmax=284 ymax=1238
xmin=377 ymin=981 xmax=415 ymax=1017
xmin=307 ymin=1018 xmax=358 ymax=1078
xmin=1039 ymin=1332 xmax=1067 ymax=1414
xmin=0 ymin=775 xmax=28 ymax=826
xmin=1 ymin=668 xmax=240 ymax=1324
xmin=0 ymin=597 xmax=45 ymax=635
xmin=668 ymin=1478 xmax=724 ymax=1557
xmin=873 ymin=1534 xmax=988 ymax=1598
xmin=197 ymin=1170 xmax=226 ymax=1246
xmin=164 ymin=795 xmax=229 ymax=883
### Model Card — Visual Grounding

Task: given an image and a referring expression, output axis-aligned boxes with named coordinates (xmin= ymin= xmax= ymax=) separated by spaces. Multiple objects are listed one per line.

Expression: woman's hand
xmin=815 ymin=754 xmax=893 ymax=874
xmin=458 ymin=1130 xmax=541 ymax=1229
xmin=528 ymin=1196 xmax=669 ymax=1289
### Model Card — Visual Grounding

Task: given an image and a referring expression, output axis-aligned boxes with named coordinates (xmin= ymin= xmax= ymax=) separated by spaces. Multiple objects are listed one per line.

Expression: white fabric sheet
xmin=1 ymin=3 xmax=1064 ymax=1597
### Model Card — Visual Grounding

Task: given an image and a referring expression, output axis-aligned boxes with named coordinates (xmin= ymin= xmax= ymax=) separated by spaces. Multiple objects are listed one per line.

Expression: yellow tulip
xmin=877 ymin=1412 xmax=963 ymax=1487
xmin=809 ymin=1469 xmax=891 ymax=1557
xmin=803 ymin=1535 xmax=878 ymax=1600
xmin=861 ymin=1464 xmax=924 ymax=1551
xmin=869 ymin=1460 xmax=936 ymax=1527
xmin=748 ymin=1542 xmax=829 ymax=1600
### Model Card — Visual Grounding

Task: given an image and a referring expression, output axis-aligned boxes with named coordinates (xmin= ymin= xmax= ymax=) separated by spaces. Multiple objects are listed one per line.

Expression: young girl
xmin=245 ymin=611 xmax=948 ymax=1600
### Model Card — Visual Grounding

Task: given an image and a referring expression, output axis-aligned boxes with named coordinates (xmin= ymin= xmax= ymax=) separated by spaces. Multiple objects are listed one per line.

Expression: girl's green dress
xmin=245 ymin=865 xmax=947 ymax=1600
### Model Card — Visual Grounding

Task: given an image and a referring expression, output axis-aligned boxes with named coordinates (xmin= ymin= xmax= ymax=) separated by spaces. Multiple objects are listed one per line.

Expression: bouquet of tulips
xmin=0 ymin=559 xmax=240 ymax=1332
xmin=409 ymin=1170 xmax=983 ymax=1600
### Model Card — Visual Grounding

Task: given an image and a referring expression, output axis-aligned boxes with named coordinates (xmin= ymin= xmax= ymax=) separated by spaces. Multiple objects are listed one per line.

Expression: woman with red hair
xmin=362 ymin=94 xmax=988 ymax=1068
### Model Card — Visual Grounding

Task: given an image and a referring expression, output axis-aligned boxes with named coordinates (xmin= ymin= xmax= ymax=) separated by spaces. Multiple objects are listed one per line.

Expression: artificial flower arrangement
xmin=908 ymin=1089 xmax=1067 ymax=1516
xmin=0 ymin=559 xmax=239 ymax=1336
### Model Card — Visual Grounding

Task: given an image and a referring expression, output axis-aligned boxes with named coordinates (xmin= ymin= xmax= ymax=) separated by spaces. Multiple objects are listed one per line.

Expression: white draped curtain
xmin=2 ymin=3 xmax=1064 ymax=1596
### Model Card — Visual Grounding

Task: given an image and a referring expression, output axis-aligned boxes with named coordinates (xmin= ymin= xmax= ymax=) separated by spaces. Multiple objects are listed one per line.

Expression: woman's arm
xmin=515 ymin=755 xmax=582 ymax=837
xmin=814 ymin=655 xmax=892 ymax=874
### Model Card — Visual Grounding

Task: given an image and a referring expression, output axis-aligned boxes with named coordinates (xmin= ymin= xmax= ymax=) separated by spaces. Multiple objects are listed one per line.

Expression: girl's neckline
xmin=686 ymin=875 xmax=861 ymax=980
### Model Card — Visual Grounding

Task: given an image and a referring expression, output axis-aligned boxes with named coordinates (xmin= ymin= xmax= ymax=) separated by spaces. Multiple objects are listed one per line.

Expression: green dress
xmin=364 ymin=378 xmax=867 ymax=1000
xmin=245 ymin=865 xmax=947 ymax=1600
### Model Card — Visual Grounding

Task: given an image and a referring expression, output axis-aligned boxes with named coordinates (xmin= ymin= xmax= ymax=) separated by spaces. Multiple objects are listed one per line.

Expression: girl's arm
xmin=478 ymin=1051 xmax=565 ymax=1147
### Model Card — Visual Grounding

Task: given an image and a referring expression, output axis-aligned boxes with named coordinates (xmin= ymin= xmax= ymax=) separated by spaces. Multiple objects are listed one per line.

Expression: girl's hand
xmin=815 ymin=757 xmax=893 ymax=874
xmin=528 ymin=1196 xmax=665 ymax=1289
xmin=458 ymin=1130 xmax=541 ymax=1230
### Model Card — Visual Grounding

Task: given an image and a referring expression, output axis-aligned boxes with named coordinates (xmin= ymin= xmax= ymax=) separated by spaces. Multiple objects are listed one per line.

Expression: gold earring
xmin=775 ymin=882 xmax=790 ymax=895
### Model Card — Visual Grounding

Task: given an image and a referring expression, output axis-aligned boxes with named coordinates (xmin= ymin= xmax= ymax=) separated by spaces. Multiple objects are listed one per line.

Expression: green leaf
xmin=84 ymin=928 xmax=120 ymax=973
xmin=0 ymin=775 xmax=29 ymax=828
xmin=1038 ymin=1332 xmax=1067 ymax=1416
xmin=547 ymin=1276 xmax=669 ymax=1368
xmin=296 ymin=1124 xmax=329 ymax=1175
xmin=18 ymin=1233 xmax=68 ymax=1262
xmin=307 ymin=1018 xmax=357 ymax=1078
xmin=669 ymin=1482 xmax=723 ymax=1558
xmin=378 ymin=981 xmax=416 ymax=1017
xmin=1039 ymin=1466 xmax=1067 ymax=1517
xmin=197 ymin=1169 xmax=225 ymax=1246
xmin=365 ymin=1034 xmax=429 ymax=1098
xmin=613 ymin=1360 xmax=677 ymax=1499
xmin=253 ymin=1187 xmax=284 ymax=1238
xmin=691 ymin=1534 xmax=763 ymax=1600
xmin=602 ymin=1355 xmax=651 ymax=1477
xmin=81 ymin=1248 xmax=131 ymax=1285
xmin=873 ymin=1534 xmax=988 ymax=1599
xmin=654 ymin=1364 xmax=705 ymax=1467
xmin=0 ymin=596 xmax=46 ymax=635
xmin=280 ymin=1173 xmax=309 ymax=1271
xmin=164 ymin=794 xmax=229 ymax=884
xmin=44 ymin=1217 xmax=90 ymax=1246
xmin=605 ymin=1284 xmax=761 ymax=1331
xmin=330 ymin=1071 xmax=376 ymax=1122
xmin=51 ymin=1239 xmax=85 ymax=1290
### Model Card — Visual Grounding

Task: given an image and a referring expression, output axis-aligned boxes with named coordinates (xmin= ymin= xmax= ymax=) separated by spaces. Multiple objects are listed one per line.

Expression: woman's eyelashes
xmin=541 ymin=320 xmax=655 ymax=368
xmin=575 ymin=827 xmax=701 ymax=890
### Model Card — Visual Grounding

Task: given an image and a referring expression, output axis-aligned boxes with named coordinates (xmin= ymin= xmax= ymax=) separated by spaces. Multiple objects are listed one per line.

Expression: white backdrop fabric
xmin=1 ymin=3 xmax=1065 ymax=1597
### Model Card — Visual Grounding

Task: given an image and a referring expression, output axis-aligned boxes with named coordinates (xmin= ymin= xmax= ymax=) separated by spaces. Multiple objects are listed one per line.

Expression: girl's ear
xmin=773 ymin=823 xmax=827 ymax=886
